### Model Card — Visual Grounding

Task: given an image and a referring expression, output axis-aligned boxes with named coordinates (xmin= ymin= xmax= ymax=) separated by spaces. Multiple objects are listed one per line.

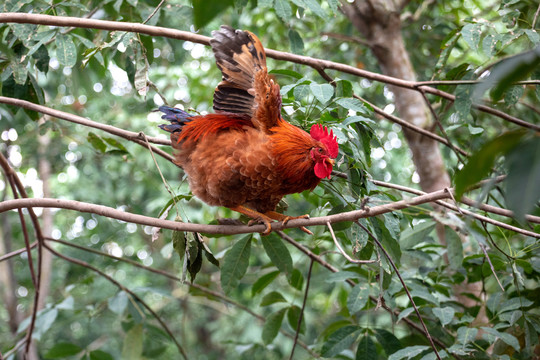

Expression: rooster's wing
xmin=210 ymin=25 xmax=281 ymax=133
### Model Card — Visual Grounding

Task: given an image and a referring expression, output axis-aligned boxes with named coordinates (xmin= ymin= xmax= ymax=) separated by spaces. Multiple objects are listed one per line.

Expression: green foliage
xmin=0 ymin=0 xmax=539 ymax=359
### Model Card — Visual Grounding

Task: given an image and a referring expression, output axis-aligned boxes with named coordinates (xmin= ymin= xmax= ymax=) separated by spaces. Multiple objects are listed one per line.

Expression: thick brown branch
xmin=1 ymin=190 xmax=537 ymax=238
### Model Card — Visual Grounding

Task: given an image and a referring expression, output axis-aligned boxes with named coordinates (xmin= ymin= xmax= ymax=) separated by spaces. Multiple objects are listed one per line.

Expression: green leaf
xmin=258 ymin=0 xmax=274 ymax=7
xmin=370 ymin=217 xmax=401 ymax=267
xmin=356 ymin=335 xmax=377 ymax=360
xmin=89 ymin=350 xmax=115 ymax=360
xmin=293 ymin=84 xmax=310 ymax=101
xmin=400 ymin=220 xmax=435 ymax=250
xmin=310 ymin=83 xmax=334 ymax=104
xmin=457 ymin=326 xmax=478 ymax=345
xmin=260 ymin=291 xmax=287 ymax=306
xmin=269 ymin=69 xmax=304 ymax=79
xmin=445 ymin=227 xmax=463 ymax=270
xmin=261 ymin=236 xmax=293 ymax=277
xmin=461 ymin=23 xmax=482 ymax=51
xmin=203 ymin=244 xmax=220 ymax=268
xmin=374 ymin=328 xmax=402 ymax=356
xmin=454 ymin=86 xmax=472 ymax=121
xmin=482 ymin=34 xmax=497 ymax=57
xmin=221 ymin=235 xmax=252 ymax=294
xmin=336 ymin=97 xmax=369 ymax=114
xmin=287 ymin=305 xmax=305 ymax=334
xmin=505 ymin=137 xmax=540 ymax=222
xmin=504 ymin=85 xmax=524 ymax=106
xmin=192 ymin=0 xmax=234 ymax=29
xmin=134 ymin=56 xmax=148 ymax=97
xmin=252 ymin=271 xmax=280 ymax=296
xmin=524 ymin=29 xmax=540 ymax=45
xmin=321 ymin=325 xmax=361 ymax=357
xmin=108 ymin=291 xmax=128 ymax=315
xmin=388 ymin=345 xmax=429 ymax=360
xmin=335 ymin=80 xmax=353 ymax=98
xmin=475 ymin=47 xmax=540 ymax=101
xmin=481 ymin=327 xmax=520 ymax=352
xmin=347 ymin=283 xmax=369 ymax=314
xmin=34 ymin=308 xmax=58 ymax=340
xmin=397 ymin=307 xmax=415 ymax=323
xmin=327 ymin=0 xmax=338 ymax=13
xmin=274 ymin=0 xmax=292 ymax=21
xmin=454 ymin=130 xmax=527 ymax=199
xmin=262 ymin=308 xmax=287 ymax=344
xmin=288 ymin=268 xmax=304 ymax=290
xmin=288 ymin=29 xmax=304 ymax=55
xmin=3 ymin=0 xmax=33 ymax=12
xmin=103 ymin=137 xmax=129 ymax=153
xmin=188 ymin=237 xmax=203 ymax=281
xmin=32 ymin=45 xmax=50 ymax=74
xmin=325 ymin=271 xmax=361 ymax=283
xmin=303 ymin=0 xmax=327 ymax=18
xmin=172 ymin=228 xmax=186 ymax=261
xmin=44 ymin=343 xmax=83 ymax=358
xmin=122 ymin=324 xmax=143 ymax=359
xmin=433 ymin=306 xmax=455 ymax=327
xmin=11 ymin=60 xmax=27 ymax=85
xmin=56 ymin=34 xmax=77 ymax=67
xmin=498 ymin=297 xmax=533 ymax=314
xmin=87 ymin=132 xmax=107 ymax=153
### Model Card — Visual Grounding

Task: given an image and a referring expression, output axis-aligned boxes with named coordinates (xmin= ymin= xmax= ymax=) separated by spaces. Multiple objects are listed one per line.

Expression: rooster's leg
xmin=265 ymin=211 xmax=313 ymax=235
xmin=229 ymin=205 xmax=274 ymax=235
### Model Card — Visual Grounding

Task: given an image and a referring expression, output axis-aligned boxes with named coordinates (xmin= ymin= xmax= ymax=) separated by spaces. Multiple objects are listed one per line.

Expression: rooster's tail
xmin=158 ymin=106 xmax=192 ymax=133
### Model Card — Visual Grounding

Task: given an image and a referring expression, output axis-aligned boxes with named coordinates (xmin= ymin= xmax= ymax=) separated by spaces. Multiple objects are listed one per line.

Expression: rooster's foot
xmin=265 ymin=212 xmax=313 ymax=235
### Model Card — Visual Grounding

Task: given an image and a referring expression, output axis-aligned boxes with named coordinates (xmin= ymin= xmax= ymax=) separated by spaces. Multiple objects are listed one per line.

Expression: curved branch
xmin=0 ymin=13 xmax=537 ymax=131
xmin=372 ymin=179 xmax=540 ymax=224
xmin=0 ymin=191 xmax=450 ymax=234
xmin=0 ymin=96 xmax=175 ymax=163
xmin=1 ymin=189 xmax=538 ymax=238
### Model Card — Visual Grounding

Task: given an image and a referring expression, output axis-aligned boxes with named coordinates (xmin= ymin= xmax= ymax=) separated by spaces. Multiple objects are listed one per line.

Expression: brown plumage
xmin=159 ymin=26 xmax=339 ymax=234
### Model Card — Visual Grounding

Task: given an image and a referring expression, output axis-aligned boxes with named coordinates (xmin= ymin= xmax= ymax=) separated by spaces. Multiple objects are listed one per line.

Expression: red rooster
xmin=159 ymin=26 xmax=339 ymax=234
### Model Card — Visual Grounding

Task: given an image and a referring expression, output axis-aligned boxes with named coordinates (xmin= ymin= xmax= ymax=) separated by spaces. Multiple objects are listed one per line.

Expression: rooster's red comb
xmin=310 ymin=124 xmax=339 ymax=158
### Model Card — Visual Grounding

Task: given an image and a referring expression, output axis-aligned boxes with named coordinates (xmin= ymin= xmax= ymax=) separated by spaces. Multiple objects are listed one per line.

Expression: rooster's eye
xmin=317 ymin=148 xmax=323 ymax=153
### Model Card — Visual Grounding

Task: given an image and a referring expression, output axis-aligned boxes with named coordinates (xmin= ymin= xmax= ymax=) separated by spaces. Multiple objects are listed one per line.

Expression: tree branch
xmin=0 ymin=96 xmax=175 ymax=163
xmin=1 ymin=188 xmax=538 ymax=238
xmin=0 ymin=13 xmax=537 ymax=131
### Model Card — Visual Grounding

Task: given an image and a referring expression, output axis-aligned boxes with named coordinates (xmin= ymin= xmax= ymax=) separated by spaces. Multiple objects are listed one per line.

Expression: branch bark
xmin=1 ymin=193 xmax=538 ymax=238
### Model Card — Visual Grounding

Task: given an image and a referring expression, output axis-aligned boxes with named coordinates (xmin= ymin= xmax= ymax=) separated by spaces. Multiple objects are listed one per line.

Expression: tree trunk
xmin=341 ymin=0 xmax=483 ymax=312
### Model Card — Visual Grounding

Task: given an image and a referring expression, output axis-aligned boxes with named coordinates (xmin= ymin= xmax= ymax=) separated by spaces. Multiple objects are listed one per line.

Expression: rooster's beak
xmin=325 ymin=158 xmax=335 ymax=167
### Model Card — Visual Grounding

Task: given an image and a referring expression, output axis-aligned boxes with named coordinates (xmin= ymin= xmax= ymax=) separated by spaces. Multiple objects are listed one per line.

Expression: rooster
xmin=158 ymin=26 xmax=339 ymax=235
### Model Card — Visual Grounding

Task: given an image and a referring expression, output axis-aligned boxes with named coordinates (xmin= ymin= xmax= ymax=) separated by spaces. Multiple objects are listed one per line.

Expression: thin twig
xmin=143 ymin=0 xmax=166 ymax=24
xmin=356 ymin=221 xmax=442 ymax=360
xmin=478 ymin=243 xmax=505 ymax=291
xmin=0 ymin=96 xmax=175 ymax=163
xmin=532 ymin=2 xmax=540 ymax=29
xmin=326 ymin=221 xmax=378 ymax=264
xmin=289 ymin=259 xmax=314 ymax=360
xmin=0 ymin=153 xmax=45 ymax=356
xmin=0 ymin=242 xmax=37 ymax=262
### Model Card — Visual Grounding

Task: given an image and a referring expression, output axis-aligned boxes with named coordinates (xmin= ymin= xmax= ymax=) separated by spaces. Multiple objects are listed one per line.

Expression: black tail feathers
xmin=158 ymin=106 xmax=192 ymax=133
